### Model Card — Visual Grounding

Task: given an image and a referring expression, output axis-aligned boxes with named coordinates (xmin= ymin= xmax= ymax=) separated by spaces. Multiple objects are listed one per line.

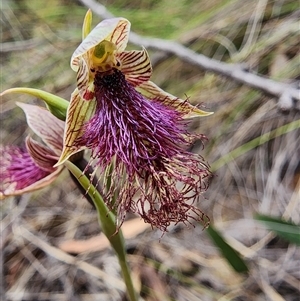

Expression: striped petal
xmin=136 ymin=81 xmax=213 ymax=119
xmin=71 ymin=18 xmax=130 ymax=72
xmin=76 ymin=58 xmax=95 ymax=101
xmin=119 ymin=48 xmax=152 ymax=86
xmin=56 ymin=89 xmax=96 ymax=165
xmin=26 ymin=137 xmax=58 ymax=172
xmin=108 ymin=18 xmax=130 ymax=52
xmin=16 ymin=102 xmax=65 ymax=155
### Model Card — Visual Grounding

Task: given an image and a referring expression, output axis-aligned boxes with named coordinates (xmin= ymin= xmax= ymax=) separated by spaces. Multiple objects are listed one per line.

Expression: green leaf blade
xmin=206 ymin=225 xmax=249 ymax=273
xmin=255 ymin=214 xmax=300 ymax=246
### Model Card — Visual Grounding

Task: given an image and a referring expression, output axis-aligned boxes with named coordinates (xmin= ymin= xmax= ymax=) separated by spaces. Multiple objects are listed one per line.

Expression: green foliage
xmin=255 ymin=214 xmax=300 ymax=246
xmin=206 ymin=225 xmax=249 ymax=273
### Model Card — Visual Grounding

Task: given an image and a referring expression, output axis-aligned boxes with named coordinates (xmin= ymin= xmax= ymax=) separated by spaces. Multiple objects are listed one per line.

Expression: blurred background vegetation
xmin=1 ymin=0 xmax=300 ymax=300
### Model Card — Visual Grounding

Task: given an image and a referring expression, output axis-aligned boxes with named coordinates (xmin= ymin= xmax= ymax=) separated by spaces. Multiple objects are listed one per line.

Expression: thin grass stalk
xmin=211 ymin=119 xmax=300 ymax=172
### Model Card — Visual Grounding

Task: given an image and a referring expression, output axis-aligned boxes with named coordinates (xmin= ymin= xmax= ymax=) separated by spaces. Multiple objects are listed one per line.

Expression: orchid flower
xmin=0 ymin=103 xmax=65 ymax=199
xmin=56 ymin=11 xmax=212 ymax=231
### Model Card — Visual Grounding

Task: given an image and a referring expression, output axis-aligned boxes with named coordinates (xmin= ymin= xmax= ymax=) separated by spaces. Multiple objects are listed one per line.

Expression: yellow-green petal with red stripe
xmin=136 ymin=80 xmax=213 ymax=119
xmin=119 ymin=48 xmax=152 ymax=86
xmin=56 ymin=89 xmax=96 ymax=166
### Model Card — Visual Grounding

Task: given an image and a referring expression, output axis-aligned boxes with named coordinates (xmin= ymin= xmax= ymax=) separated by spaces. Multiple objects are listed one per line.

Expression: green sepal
xmin=82 ymin=9 xmax=93 ymax=40
xmin=1 ymin=88 xmax=69 ymax=121
xmin=45 ymin=105 xmax=67 ymax=121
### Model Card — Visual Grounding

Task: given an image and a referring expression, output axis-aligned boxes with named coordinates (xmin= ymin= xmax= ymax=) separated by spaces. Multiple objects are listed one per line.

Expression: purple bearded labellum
xmin=0 ymin=103 xmax=65 ymax=199
xmin=56 ymin=11 xmax=213 ymax=232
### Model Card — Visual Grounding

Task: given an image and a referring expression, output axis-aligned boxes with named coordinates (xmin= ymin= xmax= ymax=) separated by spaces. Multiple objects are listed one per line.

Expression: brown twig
xmin=14 ymin=225 xmax=125 ymax=289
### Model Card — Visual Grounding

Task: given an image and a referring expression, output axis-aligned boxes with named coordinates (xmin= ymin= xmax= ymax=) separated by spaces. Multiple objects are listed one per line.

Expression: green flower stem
xmin=64 ymin=160 xmax=138 ymax=301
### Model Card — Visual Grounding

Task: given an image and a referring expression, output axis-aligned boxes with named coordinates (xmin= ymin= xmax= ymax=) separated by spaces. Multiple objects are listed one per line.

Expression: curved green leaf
xmin=206 ymin=224 xmax=249 ymax=273
xmin=1 ymin=88 xmax=69 ymax=120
